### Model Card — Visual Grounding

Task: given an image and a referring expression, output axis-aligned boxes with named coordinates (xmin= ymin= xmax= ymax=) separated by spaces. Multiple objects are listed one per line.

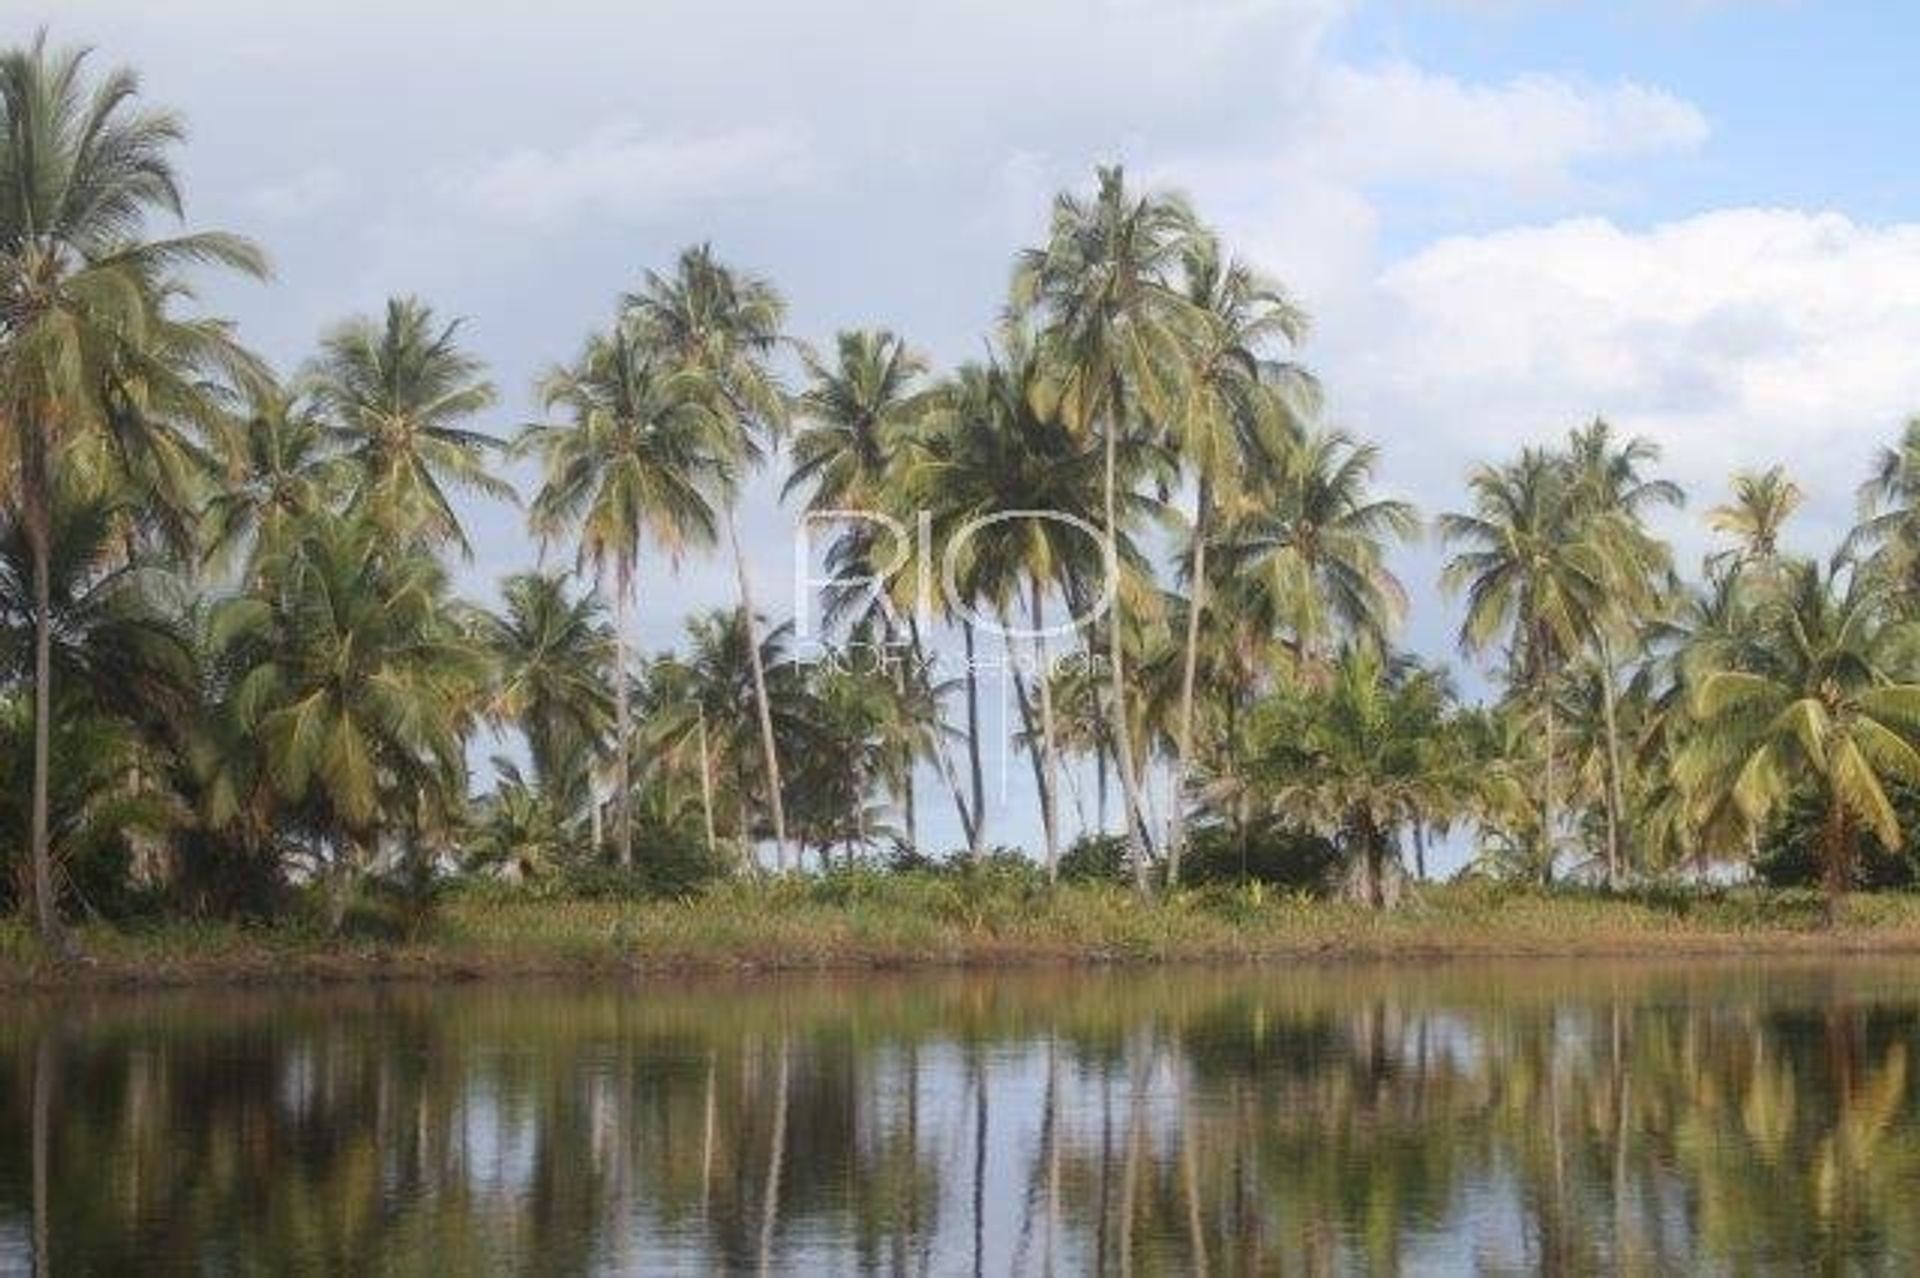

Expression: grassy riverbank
xmin=11 ymin=876 xmax=1920 ymax=988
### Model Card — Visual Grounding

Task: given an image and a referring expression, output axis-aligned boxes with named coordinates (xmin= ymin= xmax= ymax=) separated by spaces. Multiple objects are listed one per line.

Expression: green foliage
xmin=1754 ymin=787 xmax=1920 ymax=890
xmin=1180 ymin=820 xmax=1342 ymax=892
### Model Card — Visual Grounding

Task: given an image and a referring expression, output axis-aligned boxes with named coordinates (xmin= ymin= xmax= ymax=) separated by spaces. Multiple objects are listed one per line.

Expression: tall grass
xmin=7 ymin=875 xmax=1920 ymax=986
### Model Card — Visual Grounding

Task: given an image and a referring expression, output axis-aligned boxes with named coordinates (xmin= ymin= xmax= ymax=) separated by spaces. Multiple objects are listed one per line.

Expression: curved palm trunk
xmin=613 ymin=554 xmax=635 ymax=870
xmin=696 ymin=708 xmax=719 ymax=870
xmin=905 ymin=615 xmax=979 ymax=849
xmin=1598 ymin=632 xmax=1627 ymax=890
xmin=1101 ymin=411 xmax=1153 ymax=896
xmin=728 ymin=511 xmax=791 ymax=871
xmin=1167 ymin=477 xmax=1211 ymax=888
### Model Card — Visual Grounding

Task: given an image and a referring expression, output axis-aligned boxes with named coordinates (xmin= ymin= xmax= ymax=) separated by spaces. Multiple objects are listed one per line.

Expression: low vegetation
xmin=9 ymin=871 xmax=1920 ymax=988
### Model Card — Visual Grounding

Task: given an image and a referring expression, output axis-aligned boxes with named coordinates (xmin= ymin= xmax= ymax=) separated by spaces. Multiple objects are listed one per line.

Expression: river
xmin=3 ymin=959 xmax=1917 ymax=1272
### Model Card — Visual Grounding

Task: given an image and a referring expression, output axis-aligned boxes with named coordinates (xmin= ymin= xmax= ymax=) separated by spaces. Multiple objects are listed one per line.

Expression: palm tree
xmin=787 ymin=329 xmax=929 ymax=513
xmin=468 ymin=758 xmax=578 ymax=882
xmin=0 ymin=35 xmax=266 ymax=946
xmin=1849 ymin=419 xmax=1920 ymax=595
xmin=1685 ymin=560 xmax=1920 ymax=924
xmin=1707 ymin=466 xmax=1801 ymax=578
xmin=1163 ymin=237 xmax=1312 ymax=884
xmin=905 ymin=340 xmax=1128 ymax=872
xmin=1249 ymin=644 xmax=1455 ymax=908
xmin=519 ymin=325 xmax=730 ymax=870
xmin=217 ymin=511 xmax=482 ymax=929
xmin=202 ymin=383 xmax=345 ymax=579
xmin=1440 ymin=448 xmax=1607 ymax=885
xmin=1562 ymin=419 xmax=1681 ymax=886
xmin=1012 ymin=165 xmax=1200 ymax=893
xmin=306 ymin=296 xmax=509 ymax=552
xmin=478 ymin=570 xmax=613 ymax=799
xmin=0 ymin=485 xmax=198 ymax=732
xmin=675 ymin=608 xmax=813 ymax=866
xmin=1219 ymin=428 xmax=1416 ymax=671
xmin=625 ymin=245 xmax=797 ymax=870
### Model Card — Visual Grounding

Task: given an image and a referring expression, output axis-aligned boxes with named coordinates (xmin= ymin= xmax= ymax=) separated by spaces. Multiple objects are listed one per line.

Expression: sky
xmin=15 ymin=0 xmax=1920 ymax=864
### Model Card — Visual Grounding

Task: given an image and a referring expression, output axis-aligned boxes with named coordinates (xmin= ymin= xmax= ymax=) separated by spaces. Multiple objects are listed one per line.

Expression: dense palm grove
xmin=10 ymin=36 xmax=1920 ymax=950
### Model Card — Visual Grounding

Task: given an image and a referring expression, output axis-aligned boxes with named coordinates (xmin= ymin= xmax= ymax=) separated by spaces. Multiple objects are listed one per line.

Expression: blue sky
xmin=15 ymin=0 xmax=1920 ymax=866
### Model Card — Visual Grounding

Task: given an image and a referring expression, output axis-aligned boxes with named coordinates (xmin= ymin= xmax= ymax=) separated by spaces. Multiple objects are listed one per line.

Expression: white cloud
xmin=1350 ymin=209 xmax=1920 ymax=559
xmin=245 ymin=164 xmax=351 ymax=219
xmin=1305 ymin=65 xmax=1708 ymax=188
xmin=443 ymin=122 xmax=819 ymax=226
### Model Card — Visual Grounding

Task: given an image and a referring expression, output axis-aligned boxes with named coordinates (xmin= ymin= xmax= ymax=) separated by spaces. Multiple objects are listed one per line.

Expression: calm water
xmin=4 ymin=961 xmax=1920 ymax=1274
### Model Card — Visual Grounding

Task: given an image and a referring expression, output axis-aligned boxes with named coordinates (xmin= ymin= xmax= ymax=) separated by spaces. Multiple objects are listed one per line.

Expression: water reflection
xmin=4 ymin=962 xmax=1920 ymax=1273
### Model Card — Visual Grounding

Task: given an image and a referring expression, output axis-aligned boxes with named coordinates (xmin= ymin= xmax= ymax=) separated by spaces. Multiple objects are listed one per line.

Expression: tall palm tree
xmin=306 ymin=296 xmax=508 ymax=553
xmin=1686 ymin=560 xmax=1920 ymax=924
xmin=519 ymin=325 xmax=730 ymax=869
xmin=1562 ymin=419 xmax=1681 ymax=886
xmin=787 ymin=329 xmax=941 ymax=847
xmin=1163 ymin=237 xmax=1312 ymax=884
xmin=218 ymin=511 xmax=482 ymax=929
xmin=1012 ymin=165 xmax=1199 ymax=893
xmin=787 ymin=328 xmax=929 ymax=514
xmin=1440 ymin=448 xmax=1607 ymax=885
xmin=625 ymin=245 xmax=797 ymax=870
xmin=0 ymin=35 xmax=265 ymax=946
xmin=1707 ymin=465 xmax=1801 ymax=578
xmin=478 ymin=570 xmax=613 ymax=799
xmin=906 ymin=340 xmax=1127 ymax=872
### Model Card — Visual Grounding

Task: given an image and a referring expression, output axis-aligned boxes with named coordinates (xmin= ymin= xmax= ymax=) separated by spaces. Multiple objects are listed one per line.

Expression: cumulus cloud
xmin=1350 ymin=209 xmax=1920 ymax=559
xmin=443 ymin=122 xmax=819 ymax=226
xmin=1304 ymin=65 xmax=1708 ymax=188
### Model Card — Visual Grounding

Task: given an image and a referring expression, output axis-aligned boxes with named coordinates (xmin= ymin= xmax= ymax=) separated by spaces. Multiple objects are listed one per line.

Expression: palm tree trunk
xmin=1033 ymin=581 xmax=1064 ymax=882
xmin=1541 ymin=659 xmax=1557 ymax=889
xmin=26 ymin=478 xmax=61 ymax=950
xmin=329 ymin=837 xmax=362 ymax=934
xmin=902 ymin=759 xmax=919 ymax=856
xmin=1168 ymin=477 xmax=1211 ymax=889
xmin=1822 ymin=801 xmax=1851 ymax=928
xmin=728 ymin=511 xmax=791 ymax=870
xmin=1005 ymin=627 xmax=1057 ymax=875
xmin=1101 ymin=411 xmax=1153 ymax=895
xmin=1598 ymin=632 xmax=1627 ymax=890
xmin=905 ymin=615 xmax=978 ymax=849
xmin=613 ymin=554 xmax=635 ymax=870
xmin=1096 ymin=739 xmax=1110 ymax=835
xmin=962 ymin=620 xmax=986 ymax=860
xmin=696 ymin=708 xmax=719 ymax=870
